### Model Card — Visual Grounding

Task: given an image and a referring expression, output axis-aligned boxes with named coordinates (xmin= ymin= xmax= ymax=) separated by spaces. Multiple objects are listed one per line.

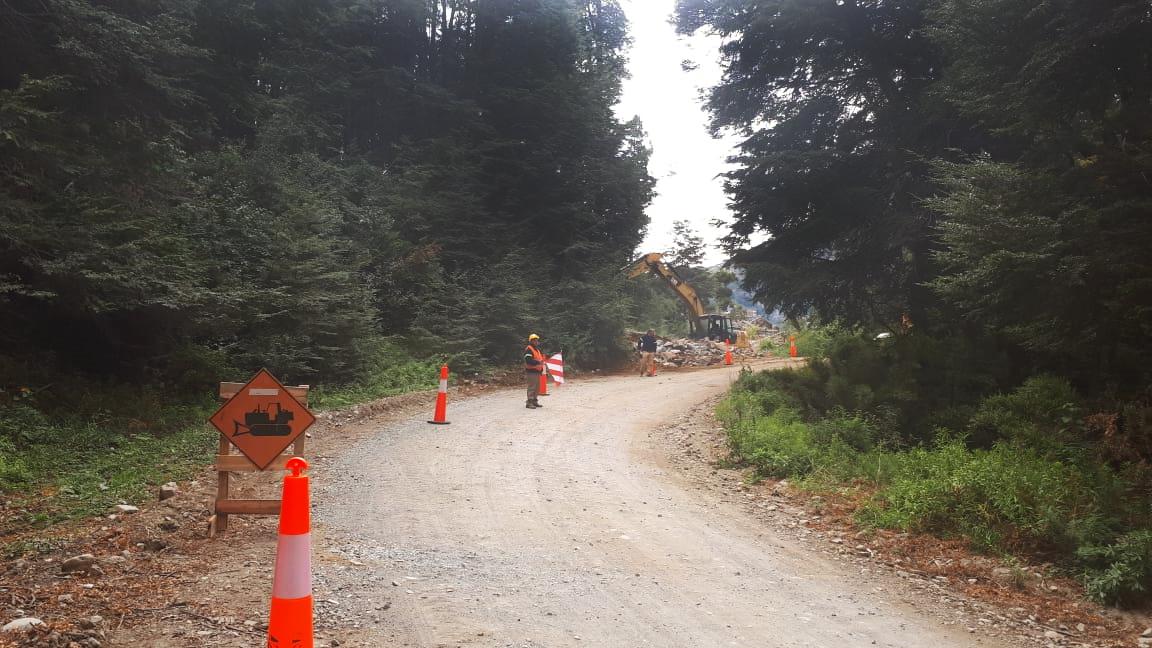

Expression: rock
xmin=1043 ymin=630 xmax=1061 ymax=640
xmin=1143 ymin=628 xmax=1152 ymax=638
xmin=114 ymin=504 xmax=139 ymax=514
xmin=80 ymin=638 xmax=102 ymax=647
xmin=61 ymin=553 xmax=96 ymax=573
xmin=1075 ymin=623 xmax=1085 ymax=633
xmin=142 ymin=538 xmax=168 ymax=551
xmin=57 ymin=594 xmax=73 ymax=604
xmin=159 ymin=482 xmax=178 ymax=501
xmin=991 ymin=567 xmax=1015 ymax=584
xmin=158 ymin=517 xmax=179 ymax=532
xmin=2 ymin=617 xmax=44 ymax=633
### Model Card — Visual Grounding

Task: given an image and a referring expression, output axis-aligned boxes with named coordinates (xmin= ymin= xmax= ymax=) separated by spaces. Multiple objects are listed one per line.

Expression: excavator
xmin=625 ymin=252 xmax=749 ymax=347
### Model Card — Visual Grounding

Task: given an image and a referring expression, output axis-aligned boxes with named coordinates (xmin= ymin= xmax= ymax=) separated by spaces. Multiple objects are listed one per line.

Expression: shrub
xmin=968 ymin=375 xmax=1082 ymax=450
xmin=727 ymin=407 xmax=819 ymax=478
xmin=859 ymin=439 xmax=1087 ymax=552
xmin=1079 ymin=529 xmax=1152 ymax=606
xmin=0 ymin=404 xmax=54 ymax=447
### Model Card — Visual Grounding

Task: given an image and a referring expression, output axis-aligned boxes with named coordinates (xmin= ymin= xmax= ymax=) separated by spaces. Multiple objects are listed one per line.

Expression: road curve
xmin=313 ymin=364 xmax=1012 ymax=648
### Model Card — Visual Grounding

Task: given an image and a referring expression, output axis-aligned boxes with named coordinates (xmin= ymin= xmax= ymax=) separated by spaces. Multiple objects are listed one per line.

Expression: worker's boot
xmin=526 ymin=400 xmax=538 ymax=409
xmin=532 ymin=399 xmax=542 ymax=408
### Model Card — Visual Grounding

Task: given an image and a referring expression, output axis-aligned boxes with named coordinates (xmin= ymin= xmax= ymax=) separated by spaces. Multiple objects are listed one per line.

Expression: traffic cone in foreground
xmin=724 ymin=338 xmax=733 ymax=366
xmin=538 ymin=365 xmax=549 ymax=396
xmin=268 ymin=457 xmax=312 ymax=648
xmin=428 ymin=365 xmax=450 ymax=425
xmin=789 ymin=336 xmax=798 ymax=358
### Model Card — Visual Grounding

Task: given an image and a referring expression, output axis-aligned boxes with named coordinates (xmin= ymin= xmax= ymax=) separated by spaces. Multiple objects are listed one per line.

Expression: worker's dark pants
xmin=526 ymin=371 xmax=541 ymax=404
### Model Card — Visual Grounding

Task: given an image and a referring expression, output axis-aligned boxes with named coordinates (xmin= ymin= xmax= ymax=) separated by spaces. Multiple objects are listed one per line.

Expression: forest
xmin=677 ymin=0 xmax=1152 ymax=603
xmin=1 ymin=0 xmax=665 ymax=393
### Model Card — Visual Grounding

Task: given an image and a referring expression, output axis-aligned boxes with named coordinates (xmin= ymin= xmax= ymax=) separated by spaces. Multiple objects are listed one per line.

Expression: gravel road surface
xmin=309 ymin=364 xmax=1015 ymax=648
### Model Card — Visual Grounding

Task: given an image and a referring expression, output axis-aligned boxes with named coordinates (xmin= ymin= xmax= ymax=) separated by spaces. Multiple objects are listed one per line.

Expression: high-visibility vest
xmin=524 ymin=345 xmax=544 ymax=372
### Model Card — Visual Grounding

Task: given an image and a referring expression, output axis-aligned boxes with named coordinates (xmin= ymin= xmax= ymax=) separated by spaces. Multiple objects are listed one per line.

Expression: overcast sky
xmin=614 ymin=0 xmax=741 ymax=266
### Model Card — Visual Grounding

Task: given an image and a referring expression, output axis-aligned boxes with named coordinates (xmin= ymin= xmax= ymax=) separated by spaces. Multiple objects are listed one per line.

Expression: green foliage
xmin=1079 ymin=530 xmax=1152 ymax=607
xmin=680 ymin=0 xmax=1152 ymax=394
xmin=1 ymin=0 xmax=650 ymax=395
xmin=0 ymin=437 xmax=30 ymax=486
xmin=677 ymin=0 xmax=947 ymax=326
xmin=309 ymin=340 xmax=441 ymax=410
xmin=723 ymin=362 xmax=1152 ymax=604
xmin=967 ymin=375 xmax=1082 ymax=451
xmin=0 ymin=401 xmax=217 ymax=528
xmin=858 ymin=440 xmax=1084 ymax=552
xmin=720 ymin=369 xmax=896 ymax=485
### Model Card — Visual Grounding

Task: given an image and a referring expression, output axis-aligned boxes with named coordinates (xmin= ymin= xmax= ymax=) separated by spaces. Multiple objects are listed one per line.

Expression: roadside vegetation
xmin=0 ymin=340 xmax=444 ymax=535
xmin=721 ymin=331 xmax=1152 ymax=606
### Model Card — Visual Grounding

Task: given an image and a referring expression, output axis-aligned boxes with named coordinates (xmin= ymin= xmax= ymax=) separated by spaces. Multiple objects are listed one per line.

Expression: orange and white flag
xmin=546 ymin=353 xmax=565 ymax=384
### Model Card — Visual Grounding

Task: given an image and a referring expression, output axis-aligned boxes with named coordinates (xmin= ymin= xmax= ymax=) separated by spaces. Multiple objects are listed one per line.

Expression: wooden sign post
xmin=207 ymin=369 xmax=316 ymax=536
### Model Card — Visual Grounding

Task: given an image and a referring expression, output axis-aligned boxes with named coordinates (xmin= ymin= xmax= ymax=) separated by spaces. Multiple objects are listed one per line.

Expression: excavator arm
xmin=625 ymin=253 xmax=707 ymax=318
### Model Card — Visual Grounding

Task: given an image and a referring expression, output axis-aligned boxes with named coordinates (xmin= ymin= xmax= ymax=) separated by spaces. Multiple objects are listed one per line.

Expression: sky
xmin=614 ymin=0 xmax=742 ymax=266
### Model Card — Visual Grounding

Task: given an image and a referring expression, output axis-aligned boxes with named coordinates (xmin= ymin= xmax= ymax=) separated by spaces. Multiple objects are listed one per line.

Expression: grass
xmin=307 ymin=338 xmax=445 ymax=410
xmin=1 ymin=404 xmax=218 ymax=537
xmin=1 ymin=342 xmax=449 ymax=546
xmin=718 ymin=362 xmax=1152 ymax=605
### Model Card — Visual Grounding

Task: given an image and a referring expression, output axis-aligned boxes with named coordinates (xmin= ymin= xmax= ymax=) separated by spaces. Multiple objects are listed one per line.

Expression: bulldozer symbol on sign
xmin=232 ymin=402 xmax=294 ymax=437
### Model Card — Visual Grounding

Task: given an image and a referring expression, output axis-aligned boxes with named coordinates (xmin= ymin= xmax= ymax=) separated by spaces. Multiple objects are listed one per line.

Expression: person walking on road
xmin=637 ymin=329 xmax=658 ymax=377
xmin=525 ymin=333 xmax=545 ymax=409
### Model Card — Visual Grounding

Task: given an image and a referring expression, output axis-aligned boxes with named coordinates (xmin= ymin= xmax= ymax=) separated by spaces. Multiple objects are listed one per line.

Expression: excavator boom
xmin=624 ymin=252 xmax=748 ymax=347
xmin=624 ymin=253 xmax=707 ymax=319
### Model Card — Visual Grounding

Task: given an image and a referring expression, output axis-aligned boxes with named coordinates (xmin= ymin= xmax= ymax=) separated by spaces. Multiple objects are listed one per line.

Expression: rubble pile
xmin=654 ymin=338 xmax=738 ymax=367
xmin=626 ymin=333 xmax=760 ymax=368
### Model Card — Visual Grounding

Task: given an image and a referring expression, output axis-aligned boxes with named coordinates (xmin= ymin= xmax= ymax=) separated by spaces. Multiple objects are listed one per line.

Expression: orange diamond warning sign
xmin=209 ymin=369 xmax=316 ymax=470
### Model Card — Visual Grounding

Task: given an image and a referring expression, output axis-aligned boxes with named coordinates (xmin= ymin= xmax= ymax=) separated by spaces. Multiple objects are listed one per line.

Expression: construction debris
xmin=628 ymin=331 xmax=762 ymax=368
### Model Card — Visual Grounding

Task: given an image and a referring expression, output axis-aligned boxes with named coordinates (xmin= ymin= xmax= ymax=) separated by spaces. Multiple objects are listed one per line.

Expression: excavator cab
xmin=699 ymin=314 xmax=736 ymax=342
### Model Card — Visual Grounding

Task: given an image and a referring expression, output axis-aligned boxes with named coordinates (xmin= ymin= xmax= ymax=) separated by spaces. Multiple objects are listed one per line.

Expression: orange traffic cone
xmin=268 ymin=457 xmax=312 ymax=648
xmin=428 ymin=365 xmax=450 ymax=425
xmin=789 ymin=336 xmax=798 ymax=358
xmin=538 ymin=366 xmax=549 ymax=396
xmin=724 ymin=338 xmax=733 ymax=366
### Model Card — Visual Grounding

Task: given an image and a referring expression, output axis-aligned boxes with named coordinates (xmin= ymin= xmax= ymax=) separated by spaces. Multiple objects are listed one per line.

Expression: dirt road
xmin=298 ymin=364 xmax=1015 ymax=648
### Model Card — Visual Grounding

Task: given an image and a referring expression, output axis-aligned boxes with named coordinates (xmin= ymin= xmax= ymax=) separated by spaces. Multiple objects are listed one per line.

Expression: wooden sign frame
xmin=208 ymin=381 xmax=310 ymax=537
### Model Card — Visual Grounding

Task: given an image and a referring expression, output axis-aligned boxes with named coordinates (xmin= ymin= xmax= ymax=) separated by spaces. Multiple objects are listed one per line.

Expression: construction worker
xmin=525 ymin=333 xmax=545 ymax=409
xmin=637 ymin=329 xmax=658 ymax=377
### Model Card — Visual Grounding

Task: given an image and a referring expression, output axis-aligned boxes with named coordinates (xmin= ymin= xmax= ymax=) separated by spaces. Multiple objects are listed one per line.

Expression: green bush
xmin=310 ymin=339 xmax=441 ymax=410
xmin=968 ymin=375 xmax=1081 ymax=450
xmin=727 ymin=406 xmax=819 ymax=478
xmin=1079 ymin=529 xmax=1152 ymax=606
xmin=0 ymin=404 xmax=54 ymax=447
xmin=720 ymin=374 xmax=895 ymax=484
xmin=723 ymin=338 xmax=1152 ymax=605
xmin=857 ymin=438 xmax=1111 ymax=552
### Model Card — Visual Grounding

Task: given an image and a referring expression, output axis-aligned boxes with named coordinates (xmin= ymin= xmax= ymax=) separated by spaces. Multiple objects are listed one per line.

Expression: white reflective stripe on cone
xmin=439 ymin=379 xmax=448 ymax=392
xmin=271 ymin=533 xmax=312 ymax=599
